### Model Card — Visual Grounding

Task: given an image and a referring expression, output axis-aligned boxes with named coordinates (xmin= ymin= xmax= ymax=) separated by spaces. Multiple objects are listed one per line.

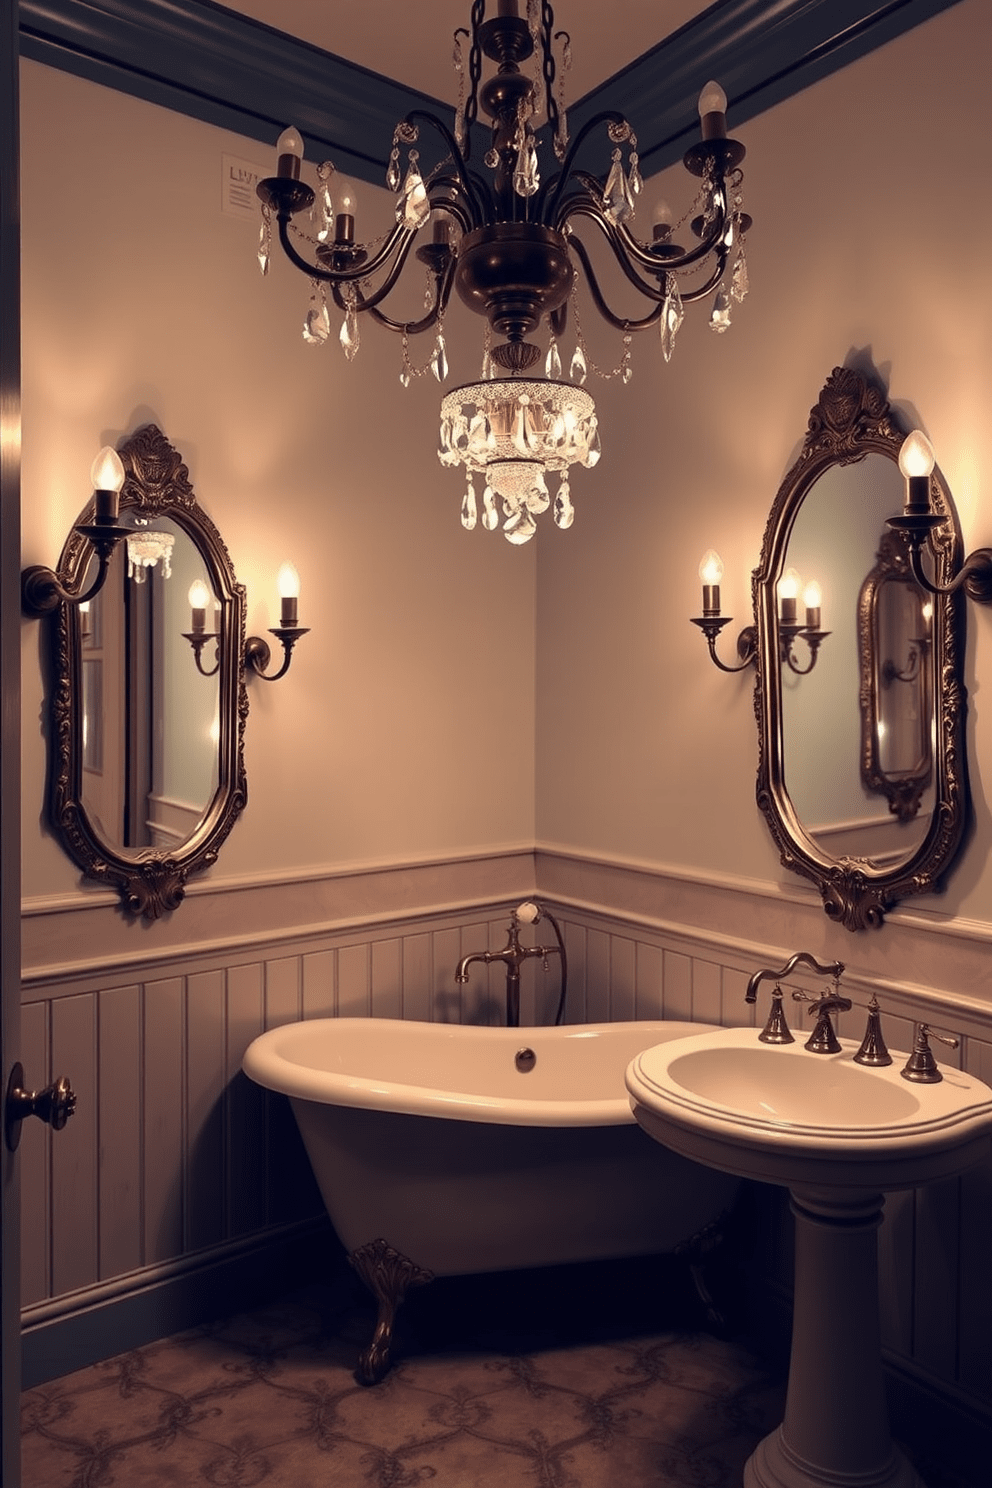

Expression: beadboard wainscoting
xmin=20 ymin=848 xmax=992 ymax=1470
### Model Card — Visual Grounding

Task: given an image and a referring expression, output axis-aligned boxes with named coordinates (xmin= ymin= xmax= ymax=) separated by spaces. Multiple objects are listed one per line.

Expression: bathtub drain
xmin=515 ymin=1047 xmax=537 ymax=1073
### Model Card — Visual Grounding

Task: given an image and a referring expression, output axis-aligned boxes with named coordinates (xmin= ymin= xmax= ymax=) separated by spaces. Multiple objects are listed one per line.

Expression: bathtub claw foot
xmin=676 ymin=1213 xmax=731 ymax=1331
xmin=349 ymin=1238 xmax=434 ymax=1385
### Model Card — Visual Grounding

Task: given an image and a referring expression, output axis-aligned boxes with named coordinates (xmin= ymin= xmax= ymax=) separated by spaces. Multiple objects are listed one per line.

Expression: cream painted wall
xmin=20 ymin=62 xmax=537 ymax=901
xmin=536 ymin=0 xmax=992 ymax=923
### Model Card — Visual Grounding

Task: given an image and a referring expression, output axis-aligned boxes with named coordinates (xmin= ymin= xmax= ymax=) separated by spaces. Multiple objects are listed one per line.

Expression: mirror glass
xmin=754 ymin=367 xmax=967 ymax=929
xmin=80 ymin=517 xmax=221 ymax=855
xmin=48 ymin=425 xmax=248 ymax=918
xmin=779 ymin=455 xmax=934 ymax=863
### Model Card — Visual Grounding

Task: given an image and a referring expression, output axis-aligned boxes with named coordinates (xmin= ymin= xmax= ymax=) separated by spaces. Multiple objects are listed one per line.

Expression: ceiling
xmin=217 ymin=1 xmax=716 ymax=106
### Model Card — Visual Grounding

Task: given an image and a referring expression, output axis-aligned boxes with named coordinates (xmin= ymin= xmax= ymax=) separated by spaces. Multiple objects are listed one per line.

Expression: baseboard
xmin=21 ymin=1217 xmax=339 ymax=1388
xmin=886 ymin=1357 xmax=992 ymax=1484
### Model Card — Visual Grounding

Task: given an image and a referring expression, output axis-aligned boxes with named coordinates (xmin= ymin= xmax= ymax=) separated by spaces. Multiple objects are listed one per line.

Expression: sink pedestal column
xmin=745 ymin=1186 xmax=922 ymax=1488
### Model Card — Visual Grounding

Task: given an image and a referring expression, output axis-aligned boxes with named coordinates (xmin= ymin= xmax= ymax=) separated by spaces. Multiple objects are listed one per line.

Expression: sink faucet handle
xmin=802 ymin=991 xmax=852 ymax=1054
xmin=758 ymin=983 xmax=795 ymax=1045
xmin=901 ymin=1023 xmax=959 ymax=1084
xmin=853 ymin=994 xmax=892 ymax=1068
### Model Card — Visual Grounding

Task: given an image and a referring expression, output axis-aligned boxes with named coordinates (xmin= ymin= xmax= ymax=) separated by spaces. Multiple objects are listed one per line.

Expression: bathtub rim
xmin=242 ymin=1017 xmax=718 ymax=1128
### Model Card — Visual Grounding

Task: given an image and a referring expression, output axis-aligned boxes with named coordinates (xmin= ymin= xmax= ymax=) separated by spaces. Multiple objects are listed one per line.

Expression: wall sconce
xmin=881 ymin=598 xmax=931 ymax=688
xmin=776 ymin=568 xmax=830 ymax=675
xmin=21 ymin=447 xmax=130 ymax=614
xmin=691 ymin=551 xmax=829 ymax=675
xmin=689 ymin=550 xmax=757 ymax=672
xmin=182 ymin=579 xmax=221 ymax=677
xmin=887 ymin=431 xmax=992 ymax=601
xmin=244 ymin=563 xmax=310 ymax=682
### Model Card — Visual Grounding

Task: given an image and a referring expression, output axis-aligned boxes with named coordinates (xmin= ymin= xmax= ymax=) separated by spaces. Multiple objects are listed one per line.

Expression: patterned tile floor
xmin=20 ymin=1254 xmax=977 ymax=1488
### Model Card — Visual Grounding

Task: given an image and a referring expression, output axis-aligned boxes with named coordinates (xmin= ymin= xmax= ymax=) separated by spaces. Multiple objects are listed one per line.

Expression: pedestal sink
xmin=626 ymin=1027 xmax=992 ymax=1488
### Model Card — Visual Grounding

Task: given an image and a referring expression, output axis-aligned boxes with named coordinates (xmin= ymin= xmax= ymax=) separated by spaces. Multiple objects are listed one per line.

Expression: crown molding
xmin=19 ymin=0 xmax=965 ymax=184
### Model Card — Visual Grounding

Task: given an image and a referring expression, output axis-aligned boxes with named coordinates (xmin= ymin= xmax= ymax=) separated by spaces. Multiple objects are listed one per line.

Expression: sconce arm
xmin=781 ymin=626 xmax=830 ymax=675
xmin=21 ymin=523 xmax=131 ymax=615
xmin=182 ymin=631 xmax=222 ymax=678
xmin=245 ymin=626 xmax=310 ymax=682
xmin=690 ymin=614 xmax=756 ymax=672
xmin=887 ymin=514 xmax=992 ymax=604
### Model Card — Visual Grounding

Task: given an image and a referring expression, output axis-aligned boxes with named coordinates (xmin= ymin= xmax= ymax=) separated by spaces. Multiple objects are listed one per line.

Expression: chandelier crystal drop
xmin=256 ymin=1 xmax=751 ymax=542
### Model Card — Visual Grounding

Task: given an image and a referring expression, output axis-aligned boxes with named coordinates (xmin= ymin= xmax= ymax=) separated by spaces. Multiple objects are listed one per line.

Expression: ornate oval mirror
xmin=753 ymin=367 xmax=968 ymax=929
xmin=47 ymin=425 xmax=248 ymax=917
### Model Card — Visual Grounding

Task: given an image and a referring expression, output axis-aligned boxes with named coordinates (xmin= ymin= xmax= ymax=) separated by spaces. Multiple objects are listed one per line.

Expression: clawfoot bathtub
xmin=243 ymin=1017 xmax=738 ymax=1382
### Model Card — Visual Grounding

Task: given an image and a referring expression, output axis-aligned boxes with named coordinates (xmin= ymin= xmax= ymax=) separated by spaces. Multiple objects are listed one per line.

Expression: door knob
xmin=4 ymin=1062 xmax=77 ymax=1152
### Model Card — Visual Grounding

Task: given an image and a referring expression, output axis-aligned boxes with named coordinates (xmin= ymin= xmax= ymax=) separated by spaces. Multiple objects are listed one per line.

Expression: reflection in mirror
xmin=79 ymin=518 xmax=221 ymax=853
xmin=47 ymin=426 xmax=248 ymax=918
xmin=754 ymin=366 xmax=968 ymax=929
xmin=859 ymin=531 xmax=933 ymax=825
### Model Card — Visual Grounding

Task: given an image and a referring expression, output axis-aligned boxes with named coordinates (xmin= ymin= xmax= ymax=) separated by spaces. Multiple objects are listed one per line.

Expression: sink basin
xmin=626 ymin=1026 xmax=992 ymax=1191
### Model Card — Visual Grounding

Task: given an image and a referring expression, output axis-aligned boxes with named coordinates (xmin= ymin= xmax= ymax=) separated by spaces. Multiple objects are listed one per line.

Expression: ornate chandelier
xmin=256 ymin=0 xmax=750 ymax=542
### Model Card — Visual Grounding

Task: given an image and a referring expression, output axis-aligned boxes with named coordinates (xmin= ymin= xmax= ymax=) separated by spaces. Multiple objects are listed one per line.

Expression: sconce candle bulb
xmin=899 ymin=430 xmax=936 ymax=515
xmin=277 ymin=561 xmax=301 ymax=627
xmin=699 ymin=549 xmax=724 ymax=615
xmin=90 ymin=446 xmax=126 ymax=522
xmin=778 ymin=568 xmax=800 ymax=624
xmin=188 ymin=579 xmax=210 ymax=635
xmin=803 ymin=580 xmax=822 ymax=632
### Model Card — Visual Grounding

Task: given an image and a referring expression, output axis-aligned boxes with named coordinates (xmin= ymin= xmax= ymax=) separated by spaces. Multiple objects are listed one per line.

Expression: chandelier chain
xmin=462 ymin=0 xmax=485 ymax=145
xmin=569 ymin=285 xmax=633 ymax=381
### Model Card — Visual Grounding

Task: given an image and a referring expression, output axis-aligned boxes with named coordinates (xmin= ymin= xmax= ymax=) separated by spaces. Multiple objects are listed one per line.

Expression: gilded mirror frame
xmin=753 ymin=366 xmax=968 ymax=929
xmin=47 ymin=425 xmax=248 ymax=917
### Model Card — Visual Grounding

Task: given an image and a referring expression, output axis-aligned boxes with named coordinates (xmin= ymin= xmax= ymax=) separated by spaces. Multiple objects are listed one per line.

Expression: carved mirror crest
xmin=753 ymin=366 xmax=967 ymax=929
xmin=47 ymin=425 xmax=248 ymax=917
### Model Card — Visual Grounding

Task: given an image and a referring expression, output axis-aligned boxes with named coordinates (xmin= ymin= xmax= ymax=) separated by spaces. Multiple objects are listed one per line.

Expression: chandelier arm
xmin=564 ymin=203 xmax=675 ymax=305
xmin=673 ymin=254 xmax=729 ymax=304
xmin=325 ymin=237 xmax=433 ymax=320
xmin=566 ymin=231 xmax=665 ymax=331
xmin=560 ymin=172 xmax=734 ymax=275
xmin=537 ymin=108 xmax=629 ymax=223
xmin=405 ymin=108 xmax=490 ymax=225
xmin=360 ymin=257 xmax=458 ymax=336
xmin=426 ymin=178 xmax=476 ymax=235
xmin=276 ymin=212 xmax=414 ymax=286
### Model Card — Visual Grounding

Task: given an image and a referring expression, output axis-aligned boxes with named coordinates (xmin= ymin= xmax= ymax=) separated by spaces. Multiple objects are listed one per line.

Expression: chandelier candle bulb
xmin=278 ymin=562 xmax=301 ymax=627
xmin=652 ymin=200 xmax=673 ymax=241
xmin=803 ymin=580 xmax=822 ymax=631
xmin=698 ymin=81 xmax=728 ymax=141
xmin=899 ymin=430 xmax=937 ymax=516
xmin=699 ymin=550 xmax=724 ymax=615
xmin=276 ymin=126 xmax=304 ymax=181
xmin=188 ymin=579 xmax=210 ymax=635
xmin=334 ymin=182 xmax=358 ymax=245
